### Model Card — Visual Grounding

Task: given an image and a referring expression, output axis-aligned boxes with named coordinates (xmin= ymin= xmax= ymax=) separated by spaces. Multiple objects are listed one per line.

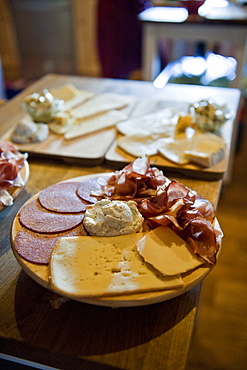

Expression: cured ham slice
xmin=90 ymin=156 xmax=169 ymax=201
xmin=186 ymin=218 xmax=220 ymax=264
xmin=0 ymin=159 xmax=19 ymax=189
xmin=0 ymin=140 xmax=27 ymax=191
xmin=0 ymin=139 xmax=19 ymax=153
xmin=86 ymin=156 xmax=221 ymax=264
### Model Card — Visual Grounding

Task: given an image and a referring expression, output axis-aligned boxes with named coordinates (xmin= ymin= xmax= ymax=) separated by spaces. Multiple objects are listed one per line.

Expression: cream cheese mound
xmin=83 ymin=199 xmax=144 ymax=236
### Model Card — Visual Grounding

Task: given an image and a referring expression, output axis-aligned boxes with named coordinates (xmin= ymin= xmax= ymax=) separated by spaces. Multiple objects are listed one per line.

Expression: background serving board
xmin=105 ymin=98 xmax=233 ymax=180
xmin=105 ymin=134 xmax=228 ymax=181
xmin=1 ymin=77 xmax=237 ymax=179
xmin=3 ymin=125 xmax=117 ymax=166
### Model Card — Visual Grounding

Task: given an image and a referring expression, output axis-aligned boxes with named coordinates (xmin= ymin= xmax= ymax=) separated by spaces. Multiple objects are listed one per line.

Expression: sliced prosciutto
xmin=0 ymin=140 xmax=27 ymax=190
xmin=0 ymin=158 xmax=19 ymax=190
xmin=138 ymin=182 xmax=220 ymax=264
xmin=90 ymin=156 xmax=170 ymax=201
xmin=78 ymin=156 xmax=222 ymax=265
xmin=185 ymin=218 xmax=220 ymax=264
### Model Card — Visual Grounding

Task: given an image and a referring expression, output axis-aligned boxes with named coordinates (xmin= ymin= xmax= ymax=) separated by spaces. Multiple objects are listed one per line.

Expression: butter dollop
xmin=83 ymin=199 xmax=144 ymax=236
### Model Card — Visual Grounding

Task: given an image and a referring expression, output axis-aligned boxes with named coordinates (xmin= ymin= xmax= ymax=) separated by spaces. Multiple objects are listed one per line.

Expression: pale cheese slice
xmin=117 ymin=108 xmax=178 ymax=136
xmin=117 ymin=134 xmax=170 ymax=157
xmin=136 ymin=226 xmax=204 ymax=276
xmin=50 ymin=84 xmax=94 ymax=111
xmin=71 ymin=93 xmax=133 ymax=119
xmin=62 ymin=94 xmax=94 ymax=112
xmin=158 ymin=138 xmax=189 ymax=165
xmin=64 ymin=109 xmax=127 ymax=140
xmin=49 ymin=233 xmax=184 ymax=298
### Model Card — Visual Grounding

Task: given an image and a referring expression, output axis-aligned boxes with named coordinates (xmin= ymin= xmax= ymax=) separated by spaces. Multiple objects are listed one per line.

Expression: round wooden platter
xmin=0 ymin=160 xmax=30 ymax=212
xmin=10 ymin=174 xmax=218 ymax=308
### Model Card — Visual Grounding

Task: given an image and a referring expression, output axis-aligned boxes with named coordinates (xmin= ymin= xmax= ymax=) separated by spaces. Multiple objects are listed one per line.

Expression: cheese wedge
xmin=158 ymin=132 xmax=226 ymax=167
xmin=184 ymin=145 xmax=225 ymax=168
xmin=49 ymin=233 xmax=184 ymax=298
xmin=136 ymin=226 xmax=204 ymax=276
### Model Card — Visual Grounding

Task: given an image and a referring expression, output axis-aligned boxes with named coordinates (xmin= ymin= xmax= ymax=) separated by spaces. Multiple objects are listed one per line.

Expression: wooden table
xmin=139 ymin=1 xmax=247 ymax=88
xmin=0 ymin=74 xmax=241 ymax=370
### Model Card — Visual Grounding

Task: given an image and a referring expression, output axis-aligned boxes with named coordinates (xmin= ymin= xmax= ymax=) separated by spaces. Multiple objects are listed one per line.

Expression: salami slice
xmin=76 ymin=177 xmax=102 ymax=204
xmin=14 ymin=223 xmax=87 ymax=264
xmin=38 ymin=182 xmax=88 ymax=213
xmin=18 ymin=199 xmax=84 ymax=233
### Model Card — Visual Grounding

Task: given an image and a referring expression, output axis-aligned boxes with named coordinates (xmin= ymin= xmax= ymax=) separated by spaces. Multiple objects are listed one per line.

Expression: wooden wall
xmin=0 ymin=0 xmax=101 ymax=81
xmin=0 ymin=0 xmax=21 ymax=80
xmin=72 ymin=0 xmax=101 ymax=77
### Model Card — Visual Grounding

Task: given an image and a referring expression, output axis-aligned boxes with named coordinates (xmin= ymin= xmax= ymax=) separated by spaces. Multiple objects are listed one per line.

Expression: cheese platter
xmin=11 ymin=157 xmax=223 ymax=308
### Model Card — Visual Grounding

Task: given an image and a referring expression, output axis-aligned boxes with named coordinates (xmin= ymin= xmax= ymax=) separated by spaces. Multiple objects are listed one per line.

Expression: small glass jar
xmin=189 ymin=99 xmax=232 ymax=132
xmin=23 ymin=89 xmax=64 ymax=123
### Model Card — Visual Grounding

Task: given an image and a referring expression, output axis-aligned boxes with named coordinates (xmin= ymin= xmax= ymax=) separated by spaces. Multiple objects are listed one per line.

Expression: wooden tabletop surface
xmin=0 ymin=74 xmax=241 ymax=370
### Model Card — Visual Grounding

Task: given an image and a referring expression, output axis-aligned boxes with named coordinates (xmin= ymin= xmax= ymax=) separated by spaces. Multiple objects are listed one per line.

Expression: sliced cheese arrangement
xmin=10 ymin=84 xmax=132 ymax=144
xmin=116 ymin=106 xmax=228 ymax=169
xmin=5 ymin=83 xmax=231 ymax=172
xmin=3 ymin=84 xmax=138 ymax=165
xmin=49 ymin=233 xmax=184 ymax=299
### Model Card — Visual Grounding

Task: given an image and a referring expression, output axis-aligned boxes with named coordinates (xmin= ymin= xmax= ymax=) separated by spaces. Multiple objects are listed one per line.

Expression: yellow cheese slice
xmin=50 ymin=84 xmax=94 ymax=111
xmin=49 ymin=233 xmax=184 ymax=298
xmin=136 ymin=226 xmax=204 ymax=276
